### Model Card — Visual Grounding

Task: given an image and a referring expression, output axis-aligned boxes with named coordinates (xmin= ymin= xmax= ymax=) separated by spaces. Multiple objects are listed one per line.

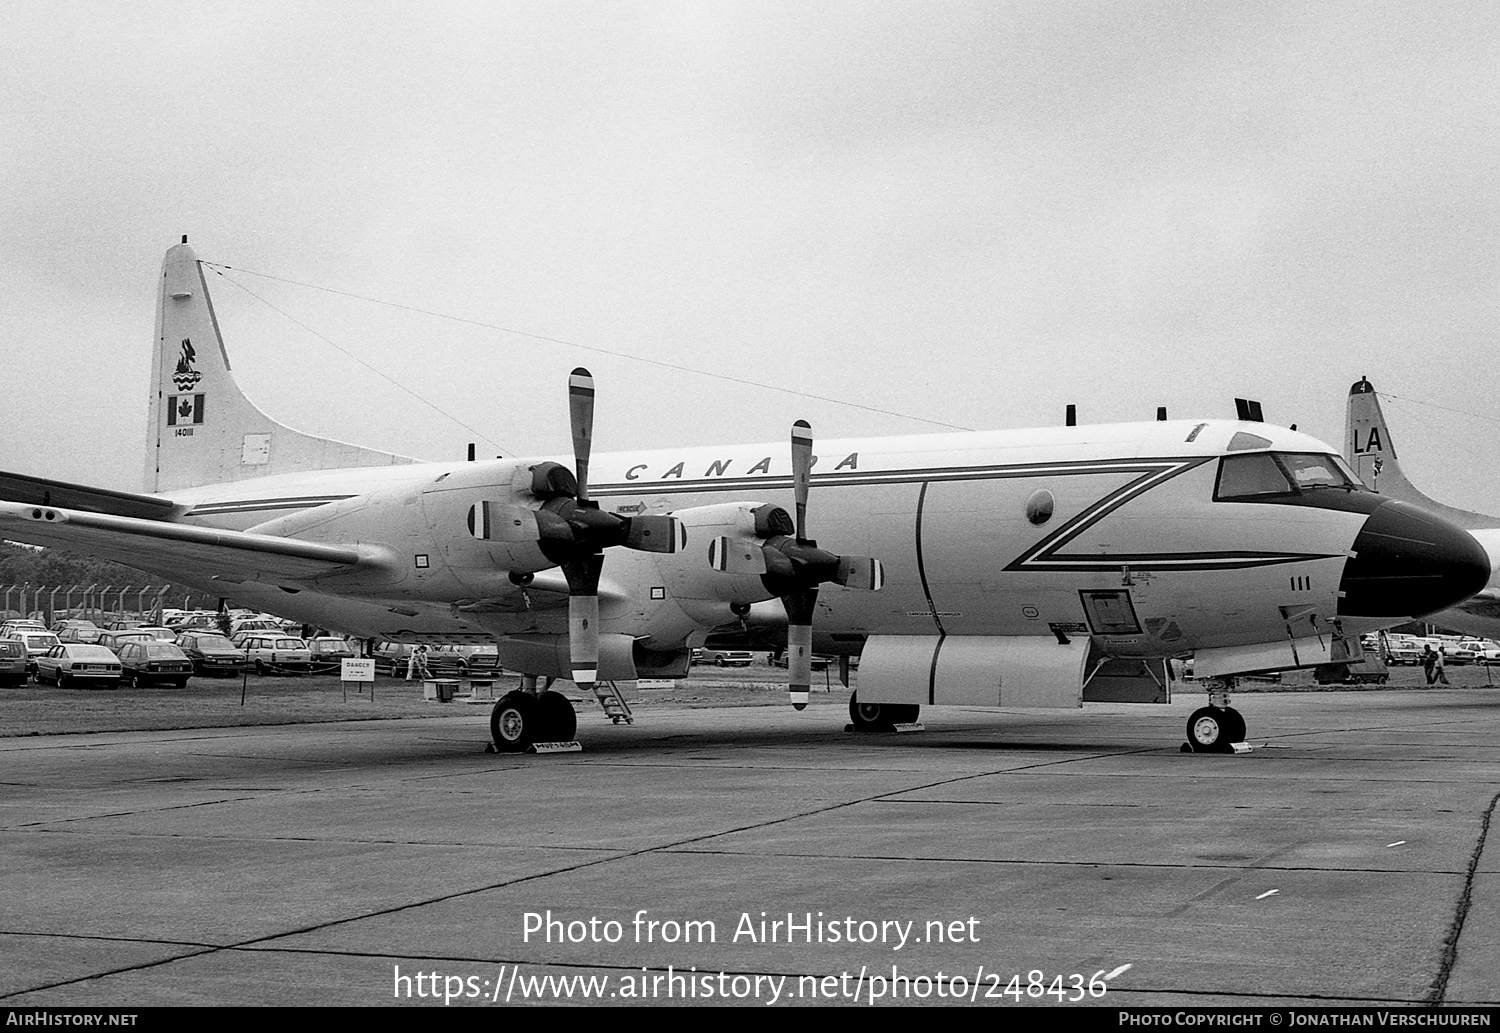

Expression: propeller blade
xmin=569 ymin=368 xmax=594 ymax=503
xmin=568 ymin=593 xmax=599 ymax=688
xmin=468 ymin=502 xmax=542 ymax=542
xmin=834 ymin=555 xmax=885 ymax=591
xmin=791 ymin=420 xmax=812 ymax=541
xmin=709 ymin=535 xmax=768 ymax=575
xmin=624 ymin=513 xmax=684 ymax=554
xmin=786 ymin=620 xmax=813 ymax=710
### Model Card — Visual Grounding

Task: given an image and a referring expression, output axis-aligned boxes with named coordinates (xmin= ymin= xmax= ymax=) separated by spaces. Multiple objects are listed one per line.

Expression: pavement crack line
xmin=5 ymin=746 xmax=1137 ymax=998
xmin=1427 ymin=788 xmax=1499 ymax=1006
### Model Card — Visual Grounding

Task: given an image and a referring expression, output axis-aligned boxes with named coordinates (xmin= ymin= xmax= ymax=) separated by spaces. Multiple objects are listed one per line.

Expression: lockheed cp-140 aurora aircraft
xmin=0 ymin=241 xmax=1487 ymax=752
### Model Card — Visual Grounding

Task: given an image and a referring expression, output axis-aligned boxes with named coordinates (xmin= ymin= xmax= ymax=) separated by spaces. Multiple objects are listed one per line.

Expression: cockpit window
xmin=1216 ymin=453 xmax=1293 ymax=498
xmin=1330 ymin=454 xmax=1362 ymax=486
xmin=1215 ymin=451 xmax=1358 ymax=501
xmin=1226 ymin=431 xmax=1273 ymax=452
xmin=1279 ymin=453 xmax=1353 ymax=489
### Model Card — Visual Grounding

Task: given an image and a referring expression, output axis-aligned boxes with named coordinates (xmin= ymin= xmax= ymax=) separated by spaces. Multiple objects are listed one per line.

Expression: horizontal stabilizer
xmin=0 ymin=470 xmax=178 ymax=520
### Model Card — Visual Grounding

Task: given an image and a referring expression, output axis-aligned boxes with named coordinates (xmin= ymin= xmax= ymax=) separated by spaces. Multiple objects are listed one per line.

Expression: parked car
xmin=769 ymin=652 xmax=832 ymax=671
xmin=1383 ymin=637 xmax=1423 ymax=666
xmin=97 ymin=629 xmax=158 ymax=654
xmin=372 ymin=642 xmax=471 ymax=677
xmin=693 ymin=649 xmax=755 ymax=667
xmin=134 ymin=626 xmax=180 ymax=642
xmin=57 ymin=625 xmax=105 ymax=644
xmin=34 ymin=644 xmax=122 ymax=688
xmin=11 ymin=630 xmax=61 ymax=674
xmin=452 ymin=644 xmax=501 ymax=673
xmin=0 ymin=639 xmax=29 ymax=686
xmin=230 ymin=618 xmax=282 ymax=639
xmin=238 ymin=634 xmax=313 ymax=674
xmin=307 ymin=636 xmax=357 ymax=672
xmin=1453 ymin=640 xmax=1492 ymax=665
xmin=175 ymin=632 xmax=249 ymax=676
xmin=115 ymin=641 xmax=195 ymax=687
xmin=1313 ymin=658 xmax=1391 ymax=685
xmin=165 ymin=613 xmax=220 ymax=631
xmin=1443 ymin=645 xmax=1477 ymax=665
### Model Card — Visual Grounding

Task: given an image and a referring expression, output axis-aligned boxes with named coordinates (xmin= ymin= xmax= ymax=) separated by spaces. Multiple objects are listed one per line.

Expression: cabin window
xmin=1025 ymin=489 xmax=1055 ymax=525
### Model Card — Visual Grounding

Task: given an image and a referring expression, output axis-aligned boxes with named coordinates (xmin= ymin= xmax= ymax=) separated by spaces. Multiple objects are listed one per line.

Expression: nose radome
xmin=1338 ymin=500 xmax=1491 ymax=618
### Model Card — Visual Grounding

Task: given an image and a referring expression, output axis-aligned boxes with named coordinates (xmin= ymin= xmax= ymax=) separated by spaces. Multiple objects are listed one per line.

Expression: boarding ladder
xmin=592 ymin=681 xmax=633 ymax=724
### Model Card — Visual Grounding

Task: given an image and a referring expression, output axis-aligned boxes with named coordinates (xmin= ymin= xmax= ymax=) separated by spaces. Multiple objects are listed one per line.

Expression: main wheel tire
xmin=1187 ymin=706 xmax=1235 ymax=753
xmin=255 ymin=660 xmax=267 ymax=675
xmin=490 ymin=691 xmax=539 ymax=752
xmin=848 ymin=692 xmax=918 ymax=731
xmin=1221 ymin=706 xmax=1246 ymax=744
xmin=535 ymin=690 xmax=577 ymax=743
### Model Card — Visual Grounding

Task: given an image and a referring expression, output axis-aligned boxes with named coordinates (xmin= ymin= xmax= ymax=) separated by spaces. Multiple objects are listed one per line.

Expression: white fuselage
xmin=161 ymin=418 xmax=1372 ymax=661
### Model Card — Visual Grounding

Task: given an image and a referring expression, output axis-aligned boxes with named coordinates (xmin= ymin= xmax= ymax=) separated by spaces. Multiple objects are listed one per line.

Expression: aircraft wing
xmin=0 ymin=502 xmax=388 ymax=584
xmin=0 ymin=470 xmax=179 ymax=520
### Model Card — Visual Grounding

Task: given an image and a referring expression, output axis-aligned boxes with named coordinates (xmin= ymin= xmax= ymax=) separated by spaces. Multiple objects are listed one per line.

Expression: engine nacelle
xmin=495 ymin=633 xmax=638 ymax=682
xmin=650 ymin=502 xmax=780 ymax=610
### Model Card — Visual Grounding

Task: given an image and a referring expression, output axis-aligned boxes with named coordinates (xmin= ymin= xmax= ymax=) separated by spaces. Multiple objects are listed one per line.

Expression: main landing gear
xmin=1184 ymin=678 xmax=1246 ymax=754
xmin=847 ymin=691 xmax=920 ymax=732
xmin=490 ymin=685 xmax=578 ymax=753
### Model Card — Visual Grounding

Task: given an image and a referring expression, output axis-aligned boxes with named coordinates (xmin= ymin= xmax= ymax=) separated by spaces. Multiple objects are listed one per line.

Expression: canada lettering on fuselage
xmin=617 ymin=452 xmax=860 ymax=482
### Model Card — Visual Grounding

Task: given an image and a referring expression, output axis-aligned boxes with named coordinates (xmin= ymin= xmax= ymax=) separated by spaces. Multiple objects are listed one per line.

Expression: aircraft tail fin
xmin=1344 ymin=377 xmax=1494 ymax=530
xmin=145 ymin=239 xmax=418 ymax=493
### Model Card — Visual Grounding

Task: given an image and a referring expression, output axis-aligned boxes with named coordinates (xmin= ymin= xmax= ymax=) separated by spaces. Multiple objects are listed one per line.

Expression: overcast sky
xmin=2 ymin=1 xmax=1496 ymax=509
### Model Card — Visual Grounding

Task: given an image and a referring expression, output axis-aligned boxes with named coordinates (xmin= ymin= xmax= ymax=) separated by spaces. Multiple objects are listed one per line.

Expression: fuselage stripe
xmin=178 ymin=456 xmax=1342 ymax=573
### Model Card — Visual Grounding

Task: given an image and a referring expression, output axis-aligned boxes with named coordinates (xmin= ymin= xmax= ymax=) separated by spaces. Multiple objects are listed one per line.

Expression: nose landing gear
xmin=1184 ymin=679 xmax=1247 ymax=753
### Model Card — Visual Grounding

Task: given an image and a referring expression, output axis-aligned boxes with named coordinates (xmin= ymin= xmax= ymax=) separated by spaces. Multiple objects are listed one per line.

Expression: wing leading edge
xmin=0 ymin=502 xmax=390 ymax=585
